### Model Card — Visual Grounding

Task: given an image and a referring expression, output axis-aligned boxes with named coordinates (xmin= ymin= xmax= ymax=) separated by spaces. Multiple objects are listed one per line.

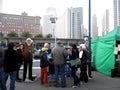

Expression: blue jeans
xmin=71 ymin=66 xmax=80 ymax=86
xmin=5 ymin=71 xmax=17 ymax=90
xmin=0 ymin=67 xmax=7 ymax=90
xmin=54 ymin=65 xmax=66 ymax=86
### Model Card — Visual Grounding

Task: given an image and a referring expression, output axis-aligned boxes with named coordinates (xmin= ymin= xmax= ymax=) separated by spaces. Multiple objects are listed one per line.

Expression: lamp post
xmin=50 ymin=17 xmax=57 ymax=46
xmin=88 ymin=0 xmax=91 ymax=49
xmin=88 ymin=0 xmax=93 ymax=78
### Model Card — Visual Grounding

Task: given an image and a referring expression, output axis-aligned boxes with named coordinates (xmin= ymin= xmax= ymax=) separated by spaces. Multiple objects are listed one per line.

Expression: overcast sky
xmin=2 ymin=0 xmax=113 ymax=35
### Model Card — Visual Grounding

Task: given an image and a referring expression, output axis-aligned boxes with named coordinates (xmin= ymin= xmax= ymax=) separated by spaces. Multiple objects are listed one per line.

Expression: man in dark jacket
xmin=0 ymin=46 xmax=6 ymax=90
xmin=4 ymin=42 xmax=18 ymax=90
xmin=51 ymin=40 xmax=67 ymax=87
xmin=85 ymin=41 xmax=93 ymax=79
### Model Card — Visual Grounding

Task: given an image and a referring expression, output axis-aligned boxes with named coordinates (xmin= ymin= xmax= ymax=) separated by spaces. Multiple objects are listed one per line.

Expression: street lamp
xmin=88 ymin=0 xmax=91 ymax=49
xmin=50 ymin=17 xmax=57 ymax=46
xmin=88 ymin=0 xmax=93 ymax=77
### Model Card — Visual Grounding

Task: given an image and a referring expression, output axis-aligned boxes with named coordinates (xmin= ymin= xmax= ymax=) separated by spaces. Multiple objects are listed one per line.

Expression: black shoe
xmin=61 ymin=85 xmax=66 ymax=88
xmin=16 ymin=79 xmax=22 ymax=82
xmin=54 ymin=85 xmax=60 ymax=87
xmin=22 ymin=79 xmax=25 ymax=82
xmin=29 ymin=78 xmax=34 ymax=81
xmin=89 ymin=76 xmax=93 ymax=79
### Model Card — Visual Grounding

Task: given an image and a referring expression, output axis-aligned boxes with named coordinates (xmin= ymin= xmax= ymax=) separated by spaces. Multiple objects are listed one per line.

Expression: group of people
xmin=39 ymin=40 xmax=93 ymax=88
xmin=0 ymin=38 xmax=35 ymax=90
xmin=0 ymin=38 xmax=93 ymax=90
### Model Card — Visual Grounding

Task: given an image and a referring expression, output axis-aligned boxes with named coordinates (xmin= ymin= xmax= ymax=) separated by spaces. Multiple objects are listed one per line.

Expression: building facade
xmin=102 ymin=9 xmax=110 ymax=35
xmin=92 ymin=14 xmax=98 ymax=39
xmin=0 ymin=12 xmax=42 ymax=37
xmin=113 ymin=0 xmax=120 ymax=27
xmin=56 ymin=7 xmax=83 ymax=39
xmin=68 ymin=7 xmax=83 ymax=39
xmin=43 ymin=7 xmax=57 ymax=37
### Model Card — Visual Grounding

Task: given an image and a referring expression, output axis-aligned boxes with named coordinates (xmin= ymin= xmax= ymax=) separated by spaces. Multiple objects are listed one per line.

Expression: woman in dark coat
xmin=70 ymin=44 xmax=80 ymax=88
xmin=79 ymin=44 xmax=88 ymax=83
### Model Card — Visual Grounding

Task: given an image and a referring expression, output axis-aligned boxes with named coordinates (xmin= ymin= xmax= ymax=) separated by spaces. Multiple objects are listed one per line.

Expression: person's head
xmin=26 ymin=38 xmax=33 ymax=46
xmin=44 ymin=43 xmax=49 ymax=48
xmin=66 ymin=46 xmax=71 ymax=53
xmin=19 ymin=44 xmax=24 ymax=49
xmin=79 ymin=44 xmax=86 ymax=51
xmin=71 ymin=44 xmax=77 ymax=50
xmin=56 ymin=40 xmax=63 ymax=46
xmin=8 ymin=42 xmax=14 ymax=49
xmin=85 ymin=40 xmax=89 ymax=46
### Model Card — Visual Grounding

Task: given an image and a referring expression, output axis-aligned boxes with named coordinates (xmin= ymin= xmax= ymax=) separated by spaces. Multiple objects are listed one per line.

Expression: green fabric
xmin=69 ymin=58 xmax=80 ymax=67
xmin=91 ymin=26 xmax=120 ymax=76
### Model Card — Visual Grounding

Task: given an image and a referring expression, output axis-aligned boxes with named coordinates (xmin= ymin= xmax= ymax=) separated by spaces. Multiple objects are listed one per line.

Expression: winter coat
xmin=4 ymin=48 xmax=18 ymax=73
xmin=40 ymin=48 xmax=48 ymax=68
xmin=0 ymin=47 xmax=5 ymax=68
xmin=51 ymin=45 xmax=67 ymax=66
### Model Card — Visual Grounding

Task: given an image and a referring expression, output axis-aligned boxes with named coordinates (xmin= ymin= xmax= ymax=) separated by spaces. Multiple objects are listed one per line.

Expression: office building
xmin=113 ymin=0 xmax=120 ymax=27
xmin=0 ymin=12 xmax=42 ymax=37
xmin=56 ymin=7 xmax=83 ymax=39
xmin=91 ymin=14 xmax=98 ymax=39
xmin=43 ymin=7 xmax=57 ymax=37
xmin=102 ymin=9 xmax=110 ymax=35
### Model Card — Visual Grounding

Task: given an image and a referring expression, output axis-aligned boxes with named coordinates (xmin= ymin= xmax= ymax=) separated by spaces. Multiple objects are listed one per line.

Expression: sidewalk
xmin=6 ymin=71 xmax=120 ymax=90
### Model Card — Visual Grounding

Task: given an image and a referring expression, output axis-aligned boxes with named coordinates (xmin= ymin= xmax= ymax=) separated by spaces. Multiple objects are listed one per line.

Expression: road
xmin=6 ymin=58 xmax=120 ymax=90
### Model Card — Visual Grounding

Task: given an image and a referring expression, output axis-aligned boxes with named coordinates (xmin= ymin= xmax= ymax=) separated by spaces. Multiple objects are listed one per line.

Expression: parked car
xmin=34 ymin=48 xmax=41 ymax=59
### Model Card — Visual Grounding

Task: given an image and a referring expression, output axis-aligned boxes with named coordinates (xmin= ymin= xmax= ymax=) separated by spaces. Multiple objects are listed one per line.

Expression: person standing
xmin=4 ymin=42 xmax=18 ymax=90
xmin=0 ymin=46 xmax=6 ymax=90
xmin=51 ymin=40 xmax=67 ymax=87
xmin=23 ymin=38 xmax=34 ymax=82
xmin=70 ymin=44 xmax=80 ymax=88
xmin=79 ymin=44 xmax=88 ymax=83
xmin=43 ymin=43 xmax=54 ymax=85
xmin=85 ymin=41 xmax=93 ymax=79
xmin=16 ymin=44 xmax=24 ymax=82
xmin=40 ymin=47 xmax=48 ymax=84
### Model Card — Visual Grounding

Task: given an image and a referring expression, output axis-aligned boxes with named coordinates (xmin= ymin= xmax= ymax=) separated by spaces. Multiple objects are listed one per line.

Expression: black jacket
xmin=40 ymin=51 xmax=48 ymax=68
xmin=81 ymin=49 xmax=89 ymax=63
xmin=4 ymin=48 xmax=18 ymax=73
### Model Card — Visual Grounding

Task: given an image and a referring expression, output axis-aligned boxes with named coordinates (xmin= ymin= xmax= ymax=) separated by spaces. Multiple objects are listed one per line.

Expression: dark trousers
xmin=23 ymin=60 xmax=32 ymax=81
xmin=16 ymin=62 xmax=22 ymax=80
xmin=0 ymin=67 xmax=6 ymax=90
xmin=71 ymin=66 xmax=80 ymax=86
xmin=80 ymin=62 xmax=88 ymax=83
xmin=87 ymin=61 xmax=92 ymax=77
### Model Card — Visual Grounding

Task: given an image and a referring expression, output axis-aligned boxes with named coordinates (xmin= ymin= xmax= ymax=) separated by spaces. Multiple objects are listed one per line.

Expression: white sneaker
xmin=72 ymin=85 xmax=78 ymax=88
xmin=25 ymin=79 xmax=33 ymax=82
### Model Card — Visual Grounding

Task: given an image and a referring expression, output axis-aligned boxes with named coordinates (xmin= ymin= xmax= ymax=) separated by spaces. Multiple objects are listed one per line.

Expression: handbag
xmin=69 ymin=58 xmax=81 ymax=67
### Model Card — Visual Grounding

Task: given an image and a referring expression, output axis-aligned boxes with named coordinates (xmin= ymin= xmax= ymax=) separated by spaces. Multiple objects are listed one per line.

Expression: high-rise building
xmin=102 ymin=9 xmax=110 ymax=35
xmin=43 ymin=7 xmax=57 ymax=37
xmin=0 ymin=12 xmax=42 ymax=37
xmin=92 ymin=14 xmax=98 ymax=39
xmin=68 ymin=7 xmax=83 ymax=39
xmin=56 ymin=7 xmax=83 ymax=39
xmin=113 ymin=0 xmax=120 ymax=27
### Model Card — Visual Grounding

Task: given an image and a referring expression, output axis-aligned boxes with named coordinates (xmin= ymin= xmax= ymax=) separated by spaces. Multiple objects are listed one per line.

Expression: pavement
xmin=6 ymin=70 xmax=120 ymax=90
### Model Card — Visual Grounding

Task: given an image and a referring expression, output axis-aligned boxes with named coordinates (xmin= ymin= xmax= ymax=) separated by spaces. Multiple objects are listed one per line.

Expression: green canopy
xmin=91 ymin=26 xmax=120 ymax=76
